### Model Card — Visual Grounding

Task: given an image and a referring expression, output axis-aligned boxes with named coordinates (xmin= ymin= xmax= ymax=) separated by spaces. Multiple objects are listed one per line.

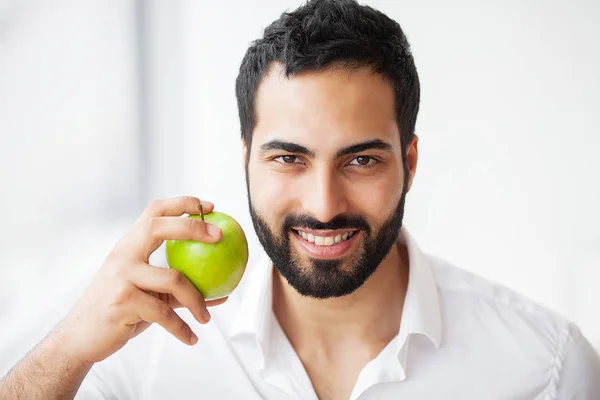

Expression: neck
xmin=272 ymin=240 xmax=409 ymax=356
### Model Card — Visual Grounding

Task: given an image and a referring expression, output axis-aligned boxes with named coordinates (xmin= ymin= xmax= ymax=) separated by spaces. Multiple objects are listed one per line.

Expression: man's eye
xmin=349 ymin=156 xmax=376 ymax=167
xmin=275 ymin=155 xmax=300 ymax=164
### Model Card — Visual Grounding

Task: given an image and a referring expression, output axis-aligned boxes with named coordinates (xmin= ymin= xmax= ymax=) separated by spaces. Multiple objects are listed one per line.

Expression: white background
xmin=1 ymin=0 xmax=599 ymax=374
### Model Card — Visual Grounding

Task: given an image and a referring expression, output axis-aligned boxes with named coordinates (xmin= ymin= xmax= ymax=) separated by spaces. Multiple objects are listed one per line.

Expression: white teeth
xmin=296 ymin=231 xmax=357 ymax=246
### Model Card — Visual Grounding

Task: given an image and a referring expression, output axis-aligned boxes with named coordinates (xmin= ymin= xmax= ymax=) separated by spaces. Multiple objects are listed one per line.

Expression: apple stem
xmin=199 ymin=204 xmax=205 ymax=222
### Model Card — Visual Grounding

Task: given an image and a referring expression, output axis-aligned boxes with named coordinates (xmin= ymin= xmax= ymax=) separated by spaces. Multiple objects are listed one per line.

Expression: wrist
xmin=43 ymin=324 xmax=94 ymax=373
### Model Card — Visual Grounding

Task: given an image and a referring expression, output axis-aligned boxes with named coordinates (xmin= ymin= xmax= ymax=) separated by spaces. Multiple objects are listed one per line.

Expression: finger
xmin=136 ymin=216 xmax=222 ymax=260
xmin=168 ymin=295 xmax=228 ymax=310
xmin=134 ymin=290 xmax=198 ymax=346
xmin=206 ymin=297 xmax=229 ymax=307
xmin=139 ymin=196 xmax=215 ymax=221
xmin=129 ymin=264 xmax=211 ymax=324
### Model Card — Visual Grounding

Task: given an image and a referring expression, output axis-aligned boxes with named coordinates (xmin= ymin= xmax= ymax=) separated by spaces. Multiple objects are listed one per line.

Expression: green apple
xmin=165 ymin=211 xmax=249 ymax=301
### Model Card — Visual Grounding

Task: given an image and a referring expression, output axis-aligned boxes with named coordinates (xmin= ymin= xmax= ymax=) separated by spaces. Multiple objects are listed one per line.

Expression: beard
xmin=247 ymin=174 xmax=409 ymax=299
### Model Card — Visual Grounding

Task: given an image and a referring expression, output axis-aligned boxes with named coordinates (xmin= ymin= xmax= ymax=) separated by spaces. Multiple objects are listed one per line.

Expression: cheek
xmin=249 ymin=165 xmax=299 ymax=218
xmin=345 ymin=168 xmax=404 ymax=220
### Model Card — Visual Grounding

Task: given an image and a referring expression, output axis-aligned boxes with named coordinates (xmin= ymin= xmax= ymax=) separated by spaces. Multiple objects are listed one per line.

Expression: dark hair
xmin=235 ymin=0 xmax=420 ymax=158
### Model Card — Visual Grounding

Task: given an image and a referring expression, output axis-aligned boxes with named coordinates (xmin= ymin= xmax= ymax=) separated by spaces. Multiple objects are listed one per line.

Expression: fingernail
xmin=200 ymin=200 xmax=213 ymax=209
xmin=189 ymin=331 xmax=198 ymax=345
xmin=203 ymin=309 xmax=211 ymax=323
xmin=207 ymin=224 xmax=221 ymax=239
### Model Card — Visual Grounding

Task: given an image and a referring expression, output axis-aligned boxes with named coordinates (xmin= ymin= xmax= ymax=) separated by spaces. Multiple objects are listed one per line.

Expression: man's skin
xmin=245 ymin=64 xmax=417 ymax=400
xmin=0 ymin=64 xmax=418 ymax=399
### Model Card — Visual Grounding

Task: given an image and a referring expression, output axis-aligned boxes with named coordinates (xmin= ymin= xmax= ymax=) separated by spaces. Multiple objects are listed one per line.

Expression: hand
xmin=52 ymin=196 xmax=225 ymax=366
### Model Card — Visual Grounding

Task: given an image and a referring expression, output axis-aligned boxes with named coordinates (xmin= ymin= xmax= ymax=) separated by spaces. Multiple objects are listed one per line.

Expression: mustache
xmin=282 ymin=213 xmax=371 ymax=234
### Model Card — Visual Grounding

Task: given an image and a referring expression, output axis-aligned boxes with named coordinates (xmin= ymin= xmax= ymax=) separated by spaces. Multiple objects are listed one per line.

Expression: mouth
xmin=291 ymin=228 xmax=360 ymax=259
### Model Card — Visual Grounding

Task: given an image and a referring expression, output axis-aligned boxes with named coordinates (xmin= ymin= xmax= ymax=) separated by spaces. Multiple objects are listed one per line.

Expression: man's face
xmin=244 ymin=64 xmax=415 ymax=299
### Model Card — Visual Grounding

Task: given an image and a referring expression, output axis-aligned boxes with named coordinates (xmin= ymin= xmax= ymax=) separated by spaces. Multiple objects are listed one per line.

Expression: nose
xmin=300 ymin=168 xmax=349 ymax=223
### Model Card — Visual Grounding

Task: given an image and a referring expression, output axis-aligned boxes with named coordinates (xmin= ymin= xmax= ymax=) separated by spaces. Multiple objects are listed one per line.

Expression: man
xmin=1 ymin=0 xmax=599 ymax=399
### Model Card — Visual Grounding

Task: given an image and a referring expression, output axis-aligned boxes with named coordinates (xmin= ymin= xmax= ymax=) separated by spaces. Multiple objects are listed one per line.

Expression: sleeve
xmin=75 ymin=353 xmax=136 ymax=400
xmin=556 ymin=323 xmax=600 ymax=399
xmin=75 ymin=324 xmax=165 ymax=400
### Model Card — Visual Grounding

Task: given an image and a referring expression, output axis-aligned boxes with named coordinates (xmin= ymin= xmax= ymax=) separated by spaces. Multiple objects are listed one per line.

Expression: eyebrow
xmin=335 ymin=139 xmax=393 ymax=158
xmin=259 ymin=138 xmax=393 ymax=159
xmin=259 ymin=140 xmax=316 ymax=157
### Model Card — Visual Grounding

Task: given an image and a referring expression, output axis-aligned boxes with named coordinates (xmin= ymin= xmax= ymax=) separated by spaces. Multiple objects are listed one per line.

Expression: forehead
xmin=252 ymin=63 xmax=400 ymax=152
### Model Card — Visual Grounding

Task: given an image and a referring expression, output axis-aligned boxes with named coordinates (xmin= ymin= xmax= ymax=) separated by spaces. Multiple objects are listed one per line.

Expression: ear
xmin=405 ymin=135 xmax=419 ymax=192
xmin=242 ymin=139 xmax=248 ymax=172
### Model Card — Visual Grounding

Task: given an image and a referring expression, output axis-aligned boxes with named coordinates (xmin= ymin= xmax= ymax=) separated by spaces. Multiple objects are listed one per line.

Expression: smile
xmin=291 ymin=228 xmax=360 ymax=259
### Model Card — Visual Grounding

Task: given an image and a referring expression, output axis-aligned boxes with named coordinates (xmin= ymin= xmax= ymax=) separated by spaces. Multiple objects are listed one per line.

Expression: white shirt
xmin=76 ymin=228 xmax=600 ymax=399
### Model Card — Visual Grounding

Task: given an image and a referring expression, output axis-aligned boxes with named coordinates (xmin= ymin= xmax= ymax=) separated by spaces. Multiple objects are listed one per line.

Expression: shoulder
xmin=428 ymin=253 xmax=570 ymax=335
xmin=426 ymin=254 xmax=600 ymax=396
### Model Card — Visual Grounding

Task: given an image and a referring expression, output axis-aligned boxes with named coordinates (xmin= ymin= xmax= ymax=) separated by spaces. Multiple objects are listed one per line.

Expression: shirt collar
xmin=229 ymin=249 xmax=275 ymax=368
xmin=396 ymin=226 xmax=443 ymax=350
xmin=229 ymin=226 xmax=443 ymax=365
